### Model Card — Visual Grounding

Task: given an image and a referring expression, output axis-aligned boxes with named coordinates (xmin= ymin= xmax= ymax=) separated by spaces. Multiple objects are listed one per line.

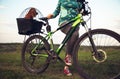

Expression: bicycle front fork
xmin=87 ymin=28 xmax=98 ymax=55
xmin=82 ymin=22 xmax=98 ymax=56
xmin=87 ymin=29 xmax=107 ymax=63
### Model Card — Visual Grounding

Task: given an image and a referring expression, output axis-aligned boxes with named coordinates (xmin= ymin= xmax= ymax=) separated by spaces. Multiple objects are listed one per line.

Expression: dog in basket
xmin=25 ymin=8 xmax=38 ymax=19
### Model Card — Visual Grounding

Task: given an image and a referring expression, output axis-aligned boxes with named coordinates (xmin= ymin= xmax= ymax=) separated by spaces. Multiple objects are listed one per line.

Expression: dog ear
xmin=24 ymin=8 xmax=38 ymax=19
xmin=24 ymin=8 xmax=32 ymax=19
xmin=32 ymin=8 xmax=38 ymax=17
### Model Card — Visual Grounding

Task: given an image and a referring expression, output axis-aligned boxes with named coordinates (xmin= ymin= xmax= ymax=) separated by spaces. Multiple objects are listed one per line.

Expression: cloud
xmin=0 ymin=5 xmax=7 ymax=9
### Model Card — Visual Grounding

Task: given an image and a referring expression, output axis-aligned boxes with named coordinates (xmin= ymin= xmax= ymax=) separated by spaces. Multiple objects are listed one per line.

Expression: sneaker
xmin=64 ymin=67 xmax=72 ymax=76
xmin=64 ymin=56 xmax=72 ymax=66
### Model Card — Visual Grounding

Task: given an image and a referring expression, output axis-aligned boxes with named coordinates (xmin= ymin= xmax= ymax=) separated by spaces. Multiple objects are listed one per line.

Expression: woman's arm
xmin=47 ymin=0 xmax=61 ymax=19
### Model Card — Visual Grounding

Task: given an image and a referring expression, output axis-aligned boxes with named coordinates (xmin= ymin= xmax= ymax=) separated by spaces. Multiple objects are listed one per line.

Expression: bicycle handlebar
xmin=39 ymin=17 xmax=48 ymax=21
xmin=39 ymin=17 xmax=51 ymax=32
xmin=81 ymin=1 xmax=91 ymax=16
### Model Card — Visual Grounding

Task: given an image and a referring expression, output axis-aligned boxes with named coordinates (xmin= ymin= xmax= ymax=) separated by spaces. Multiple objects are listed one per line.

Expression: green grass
xmin=76 ymin=48 xmax=120 ymax=79
xmin=0 ymin=43 xmax=120 ymax=79
xmin=0 ymin=43 xmax=81 ymax=79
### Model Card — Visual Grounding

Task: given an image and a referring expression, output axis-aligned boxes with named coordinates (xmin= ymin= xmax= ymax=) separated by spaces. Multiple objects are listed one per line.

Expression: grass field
xmin=0 ymin=43 xmax=81 ymax=79
xmin=0 ymin=43 xmax=120 ymax=79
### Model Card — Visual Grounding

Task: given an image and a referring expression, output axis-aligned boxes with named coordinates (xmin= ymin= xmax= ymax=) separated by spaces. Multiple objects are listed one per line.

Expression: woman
xmin=47 ymin=0 xmax=83 ymax=76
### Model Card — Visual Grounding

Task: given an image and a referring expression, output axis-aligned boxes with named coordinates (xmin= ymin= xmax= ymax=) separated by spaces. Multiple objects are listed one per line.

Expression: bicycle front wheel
xmin=73 ymin=29 xmax=120 ymax=79
xmin=22 ymin=35 xmax=50 ymax=74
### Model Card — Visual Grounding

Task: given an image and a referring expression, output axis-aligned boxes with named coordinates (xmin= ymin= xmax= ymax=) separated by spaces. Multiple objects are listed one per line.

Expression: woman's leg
xmin=61 ymin=24 xmax=79 ymax=57
xmin=61 ymin=23 xmax=79 ymax=76
xmin=66 ymin=29 xmax=79 ymax=56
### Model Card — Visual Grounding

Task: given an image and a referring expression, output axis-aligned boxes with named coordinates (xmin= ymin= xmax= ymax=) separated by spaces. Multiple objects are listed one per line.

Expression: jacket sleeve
xmin=52 ymin=0 xmax=61 ymax=18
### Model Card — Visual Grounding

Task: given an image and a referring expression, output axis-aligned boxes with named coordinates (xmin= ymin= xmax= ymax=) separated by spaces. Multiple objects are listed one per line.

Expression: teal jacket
xmin=52 ymin=0 xmax=83 ymax=26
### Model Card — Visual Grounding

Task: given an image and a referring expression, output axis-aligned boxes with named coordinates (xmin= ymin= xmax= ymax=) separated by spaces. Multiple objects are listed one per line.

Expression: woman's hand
xmin=47 ymin=14 xmax=53 ymax=19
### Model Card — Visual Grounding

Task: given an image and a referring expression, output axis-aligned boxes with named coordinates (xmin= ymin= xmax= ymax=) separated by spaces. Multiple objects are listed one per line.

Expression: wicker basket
xmin=17 ymin=18 xmax=43 ymax=35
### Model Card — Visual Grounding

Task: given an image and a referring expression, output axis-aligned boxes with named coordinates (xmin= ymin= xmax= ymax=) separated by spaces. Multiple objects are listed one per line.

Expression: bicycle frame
xmin=47 ymin=14 xmax=84 ymax=55
xmin=31 ymin=14 xmax=84 ymax=57
xmin=31 ymin=13 xmax=98 ymax=60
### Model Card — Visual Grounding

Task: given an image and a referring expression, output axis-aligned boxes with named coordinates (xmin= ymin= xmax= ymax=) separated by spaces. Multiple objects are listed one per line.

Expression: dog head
xmin=25 ymin=8 xmax=38 ymax=19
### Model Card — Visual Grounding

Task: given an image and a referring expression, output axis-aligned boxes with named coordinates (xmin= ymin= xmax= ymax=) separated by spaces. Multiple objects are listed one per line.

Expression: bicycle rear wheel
xmin=73 ymin=29 xmax=120 ymax=79
xmin=22 ymin=35 xmax=50 ymax=74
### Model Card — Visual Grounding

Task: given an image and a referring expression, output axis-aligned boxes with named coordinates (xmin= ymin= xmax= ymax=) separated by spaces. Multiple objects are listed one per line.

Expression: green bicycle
xmin=19 ymin=2 xmax=120 ymax=79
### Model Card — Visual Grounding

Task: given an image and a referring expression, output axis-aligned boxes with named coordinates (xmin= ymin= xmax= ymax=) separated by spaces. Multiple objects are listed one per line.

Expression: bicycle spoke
xmin=73 ymin=29 xmax=120 ymax=79
xmin=22 ymin=35 xmax=50 ymax=74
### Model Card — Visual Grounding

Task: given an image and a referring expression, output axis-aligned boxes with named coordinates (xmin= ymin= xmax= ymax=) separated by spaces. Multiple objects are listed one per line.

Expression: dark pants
xmin=61 ymin=23 xmax=79 ymax=56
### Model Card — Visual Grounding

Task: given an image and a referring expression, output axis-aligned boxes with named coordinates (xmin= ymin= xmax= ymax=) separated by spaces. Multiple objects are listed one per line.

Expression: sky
xmin=0 ymin=0 xmax=120 ymax=43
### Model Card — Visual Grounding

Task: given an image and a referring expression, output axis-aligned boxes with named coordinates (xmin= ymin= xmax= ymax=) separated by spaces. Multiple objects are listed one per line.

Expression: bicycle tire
xmin=22 ymin=35 xmax=50 ymax=74
xmin=73 ymin=29 xmax=120 ymax=79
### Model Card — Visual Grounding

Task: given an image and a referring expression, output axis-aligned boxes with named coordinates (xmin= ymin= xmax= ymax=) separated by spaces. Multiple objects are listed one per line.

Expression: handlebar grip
xmin=39 ymin=17 xmax=49 ymax=25
xmin=39 ymin=17 xmax=48 ymax=21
